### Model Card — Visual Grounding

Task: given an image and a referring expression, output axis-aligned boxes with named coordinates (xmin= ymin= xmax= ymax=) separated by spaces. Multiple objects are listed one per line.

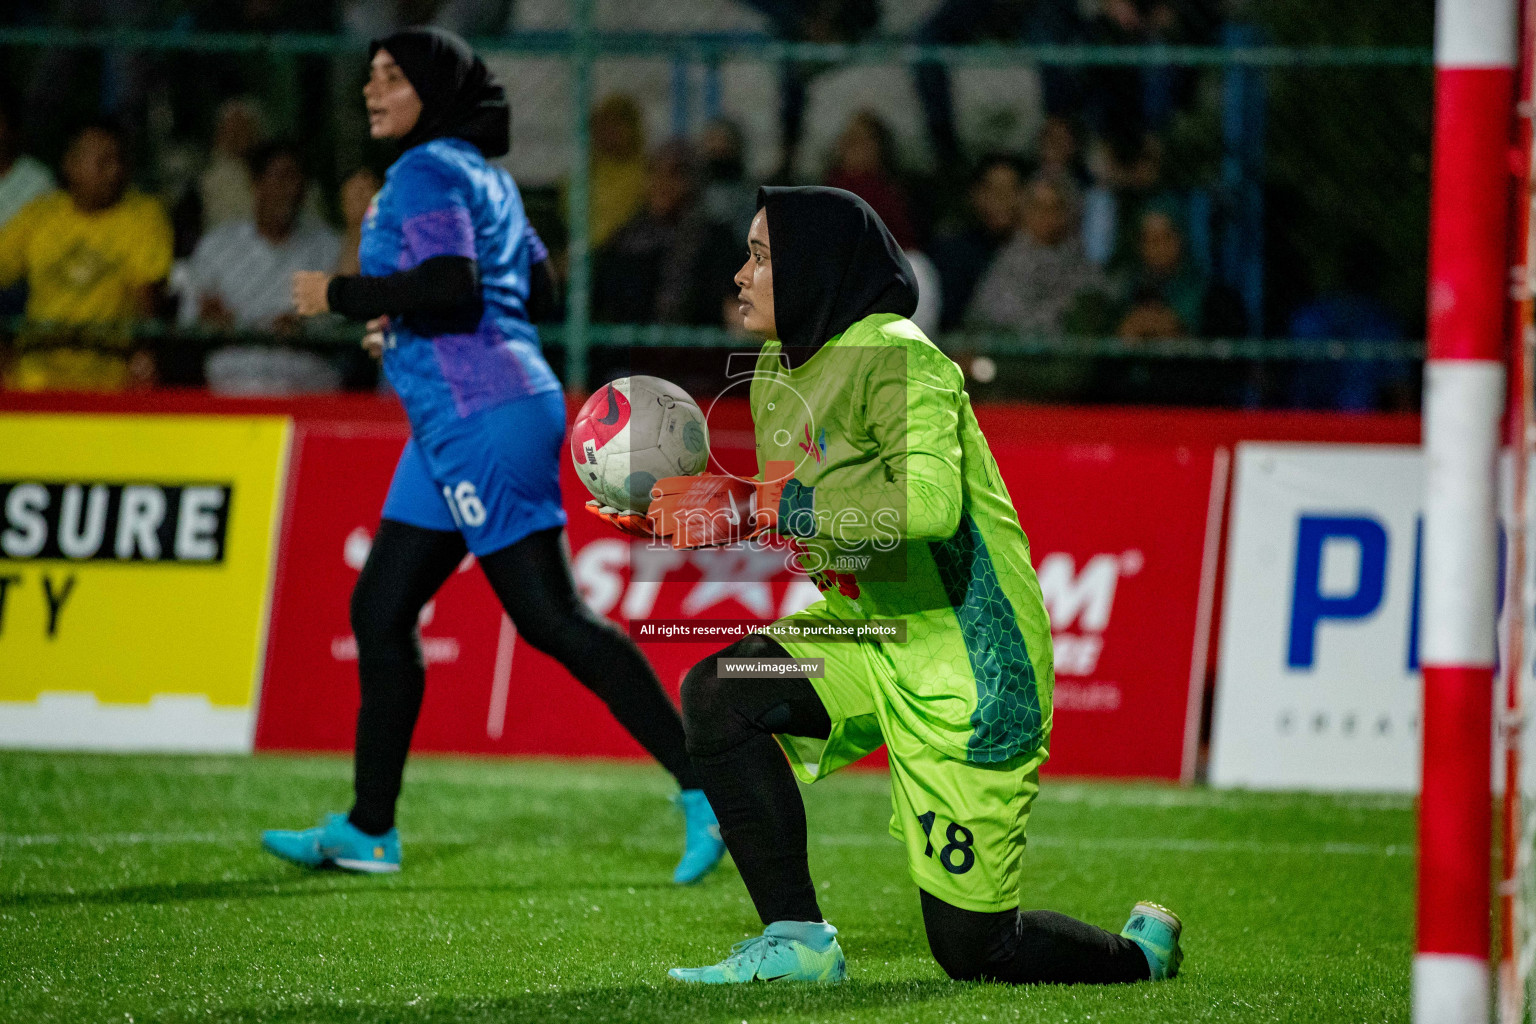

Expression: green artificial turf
xmin=0 ymin=752 xmax=1415 ymax=1023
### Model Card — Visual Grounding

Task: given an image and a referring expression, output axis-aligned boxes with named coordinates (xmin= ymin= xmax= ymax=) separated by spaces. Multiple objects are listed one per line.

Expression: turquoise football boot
xmin=668 ymin=921 xmax=847 ymax=984
xmin=1120 ymin=901 xmax=1183 ymax=980
xmin=673 ymin=789 xmax=726 ymax=884
xmin=261 ymin=812 xmax=401 ymax=874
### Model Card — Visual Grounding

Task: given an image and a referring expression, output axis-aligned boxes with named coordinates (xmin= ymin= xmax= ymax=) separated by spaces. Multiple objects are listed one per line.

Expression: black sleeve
xmin=525 ymin=255 xmax=561 ymax=323
xmin=326 ymin=255 xmax=481 ymax=325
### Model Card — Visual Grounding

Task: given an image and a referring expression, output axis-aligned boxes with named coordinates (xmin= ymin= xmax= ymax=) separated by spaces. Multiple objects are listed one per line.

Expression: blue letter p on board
xmin=1287 ymin=515 xmax=1389 ymax=669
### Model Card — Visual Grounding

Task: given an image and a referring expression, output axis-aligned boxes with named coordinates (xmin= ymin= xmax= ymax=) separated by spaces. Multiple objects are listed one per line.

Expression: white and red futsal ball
xmin=571 ymin=376 xmax=709 ymax=514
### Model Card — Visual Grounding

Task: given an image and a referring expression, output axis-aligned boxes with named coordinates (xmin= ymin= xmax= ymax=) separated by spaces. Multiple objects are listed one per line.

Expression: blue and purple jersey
xmin=361 ymin=137 xmax=560 ymax=442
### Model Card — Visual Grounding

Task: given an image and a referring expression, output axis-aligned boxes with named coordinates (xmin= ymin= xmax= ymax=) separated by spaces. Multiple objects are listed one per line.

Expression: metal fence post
xmin=1220 ymin=21 xmax=1267 ymax=337
xmin=671 ymin=56 xmax=692 ymax=137
xmin=565 ymin=0 xmax=595 ymax=391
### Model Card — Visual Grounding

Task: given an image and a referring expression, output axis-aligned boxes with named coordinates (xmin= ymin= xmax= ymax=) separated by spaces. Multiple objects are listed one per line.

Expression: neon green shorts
xmin=769 ymin=615 xmax=1045 ymax=914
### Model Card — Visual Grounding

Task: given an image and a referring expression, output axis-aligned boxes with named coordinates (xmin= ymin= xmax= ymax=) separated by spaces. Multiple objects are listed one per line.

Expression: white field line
xmin=9 ymin=757 xmax=1419 ymax=811
xmin=0 ymin=830 xmax=1411 ymax=858
xmin=8 ymin=767 xmax=1419 ymax=814
xmin=0 ymin=831 xmax=237 ymax=847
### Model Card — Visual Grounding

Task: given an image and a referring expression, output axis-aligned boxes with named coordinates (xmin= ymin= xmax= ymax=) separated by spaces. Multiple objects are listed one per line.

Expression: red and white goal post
xmin=1417 ymin=0 xmax=1536 ymax=1021
xmin=1501 ymin=0 xmax=1536 ymax=1018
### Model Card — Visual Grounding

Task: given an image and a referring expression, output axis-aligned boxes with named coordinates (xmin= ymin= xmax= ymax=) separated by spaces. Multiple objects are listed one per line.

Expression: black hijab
xmin=370 ymin=27 xmax=510 ymax=158
xmin=757 ymin=186 xmax=918 ymax=362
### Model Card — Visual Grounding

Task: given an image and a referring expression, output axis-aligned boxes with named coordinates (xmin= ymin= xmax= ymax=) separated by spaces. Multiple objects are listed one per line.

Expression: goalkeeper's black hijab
xmin=757 ymin=186 xmax=919 ymax=367
xmin=371 ymin=27 xmax=510 ymax=159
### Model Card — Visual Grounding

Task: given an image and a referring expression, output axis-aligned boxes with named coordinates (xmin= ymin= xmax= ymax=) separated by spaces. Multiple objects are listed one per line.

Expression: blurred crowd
xmin=0 ymin=0 xmax=1416 ymax=409
xmin=0 ymin=94 xmax=380 ymax=395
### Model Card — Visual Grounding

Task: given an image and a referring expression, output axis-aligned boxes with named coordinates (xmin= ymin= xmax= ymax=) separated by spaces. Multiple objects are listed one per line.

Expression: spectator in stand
xmin=965 ymin=172 xmax=1102 ymax=336
xmin=734 ymin=0 xmax=882 ymax=180
xmin=335 ymin=165 xmax=384 ymax=277
xmin=1083 ymin=129 xmax=1164 ymax=268
xmin=825 ymin=110 xmax=917 ymax=250
xmin=580 ymin=94 xmax=649 ymax=250
xmin=0 ymin=88 xmax=55 ymax=317
xmin=1089 ymin=0 xmax=1219 ymax=140
xmin=1112 ymin=202 xmax=1253 ymax=342
xmin=929 ymin=153 xmax=1026 ymax=331
xmin=184 ymin=142 xmax=341 ymax=331
xmin=1286 ymin=238 xmax=1411 ymax=411
xmin=182 ymin=141 xmax=342 ymax=395
xmin=699 ymin=117 xmax=758 ymax=244
xmin=200 ymin=97 xmax=265 ymax=230
xmin=1098 ymin=202 xmax=1245 ymax=405
xmin=824 ymin=110 xmax=943 ymax=331
xmin=195 ymin=97 xmax=328 ymax=240
xmin=1037 ymin=114 xmax=1090 ymax=187
xmin=913 ymin=0 xmax=1084 ymax=171
xmin=1034 ymin=115 xmax=1122 ymax=271
xmin=0 ymin=121 xmax=172 ymax=391
xmin=592 ymin=141 xmax=738 ymax=326
xmin=1114 ymin=204 xmax=1213 ymax=339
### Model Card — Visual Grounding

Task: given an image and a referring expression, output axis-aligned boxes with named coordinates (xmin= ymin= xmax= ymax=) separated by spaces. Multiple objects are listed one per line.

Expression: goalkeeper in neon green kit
xmin=590 ymin=186 xmax=1183 ymax=985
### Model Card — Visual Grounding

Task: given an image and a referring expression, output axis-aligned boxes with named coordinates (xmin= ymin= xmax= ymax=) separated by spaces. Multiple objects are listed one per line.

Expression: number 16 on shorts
xmin=917 ymin=811 xmax=976 ymax=874
xmin=442 ymin=481 xmax=487 ymax=529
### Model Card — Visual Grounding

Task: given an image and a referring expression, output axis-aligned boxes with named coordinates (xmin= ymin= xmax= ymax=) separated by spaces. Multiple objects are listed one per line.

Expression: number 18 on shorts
xmin=887 ymin=738 xmax=1045 ymax=914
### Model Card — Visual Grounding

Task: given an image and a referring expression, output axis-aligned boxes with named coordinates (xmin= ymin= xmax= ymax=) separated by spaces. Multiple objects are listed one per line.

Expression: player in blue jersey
xmin=265 ymin=27 xmax=723 ymax=883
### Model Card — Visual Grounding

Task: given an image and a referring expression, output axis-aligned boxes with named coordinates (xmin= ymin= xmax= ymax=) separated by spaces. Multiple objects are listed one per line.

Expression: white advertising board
xmin=1210 ymin=443 xmax=1426 ymax=790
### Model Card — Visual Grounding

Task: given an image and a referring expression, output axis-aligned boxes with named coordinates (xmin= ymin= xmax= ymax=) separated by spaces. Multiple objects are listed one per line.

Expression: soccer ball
xmin=571 ymin=375 xmax=710 ymax=514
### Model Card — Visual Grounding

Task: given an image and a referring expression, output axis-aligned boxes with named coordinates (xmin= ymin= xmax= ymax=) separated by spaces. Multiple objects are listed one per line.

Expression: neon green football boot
xmin=1120 ymin=901 xmax=1183 ymax=980
xmin=668 ymin=921 xmax=847 ymax=984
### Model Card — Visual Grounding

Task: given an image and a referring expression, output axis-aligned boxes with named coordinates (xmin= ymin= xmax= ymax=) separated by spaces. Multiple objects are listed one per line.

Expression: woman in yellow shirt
xmin=0 ymin=122 xmax=173 ymax=391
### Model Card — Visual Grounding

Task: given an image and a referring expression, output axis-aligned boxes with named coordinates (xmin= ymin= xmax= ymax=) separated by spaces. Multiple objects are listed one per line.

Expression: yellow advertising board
xmin=0 ymin=414 xmax=290 ymax=750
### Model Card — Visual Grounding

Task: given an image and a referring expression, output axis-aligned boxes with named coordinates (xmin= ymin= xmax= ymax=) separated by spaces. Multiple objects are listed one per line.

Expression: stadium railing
xmin=0 ymin=316 xmax=1424 ymax=362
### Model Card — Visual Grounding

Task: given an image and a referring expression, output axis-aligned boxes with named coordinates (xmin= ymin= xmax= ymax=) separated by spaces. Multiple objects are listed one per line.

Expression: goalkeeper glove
xmin=648 ymin=461 xmax=796 ymax=549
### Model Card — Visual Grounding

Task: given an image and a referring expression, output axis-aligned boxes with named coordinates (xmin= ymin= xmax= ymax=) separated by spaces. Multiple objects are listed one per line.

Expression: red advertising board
xmin=256 ymin=403 xmax=1222 ymax=780
xmin=0 ymin=390 xmax=1420 ymax=777
xmin=995 ymin=442 xmax=1223 ymax=779
xmin=254 ymin=413 xmax=813 ymax=759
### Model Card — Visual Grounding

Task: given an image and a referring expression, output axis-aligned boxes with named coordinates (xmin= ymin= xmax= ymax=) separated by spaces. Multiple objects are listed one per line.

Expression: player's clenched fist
xmin=362 ymin=316 xmax=389 ymax=358
xmin=291 ymin=270 xmax=333 ymax=316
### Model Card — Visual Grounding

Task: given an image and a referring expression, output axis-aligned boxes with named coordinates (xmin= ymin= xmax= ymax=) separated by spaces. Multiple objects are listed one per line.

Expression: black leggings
xmin=680 ymin=635 xmax=1149 ymax=985
xmin=347 ymin=519 xmax=698 ymax=835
